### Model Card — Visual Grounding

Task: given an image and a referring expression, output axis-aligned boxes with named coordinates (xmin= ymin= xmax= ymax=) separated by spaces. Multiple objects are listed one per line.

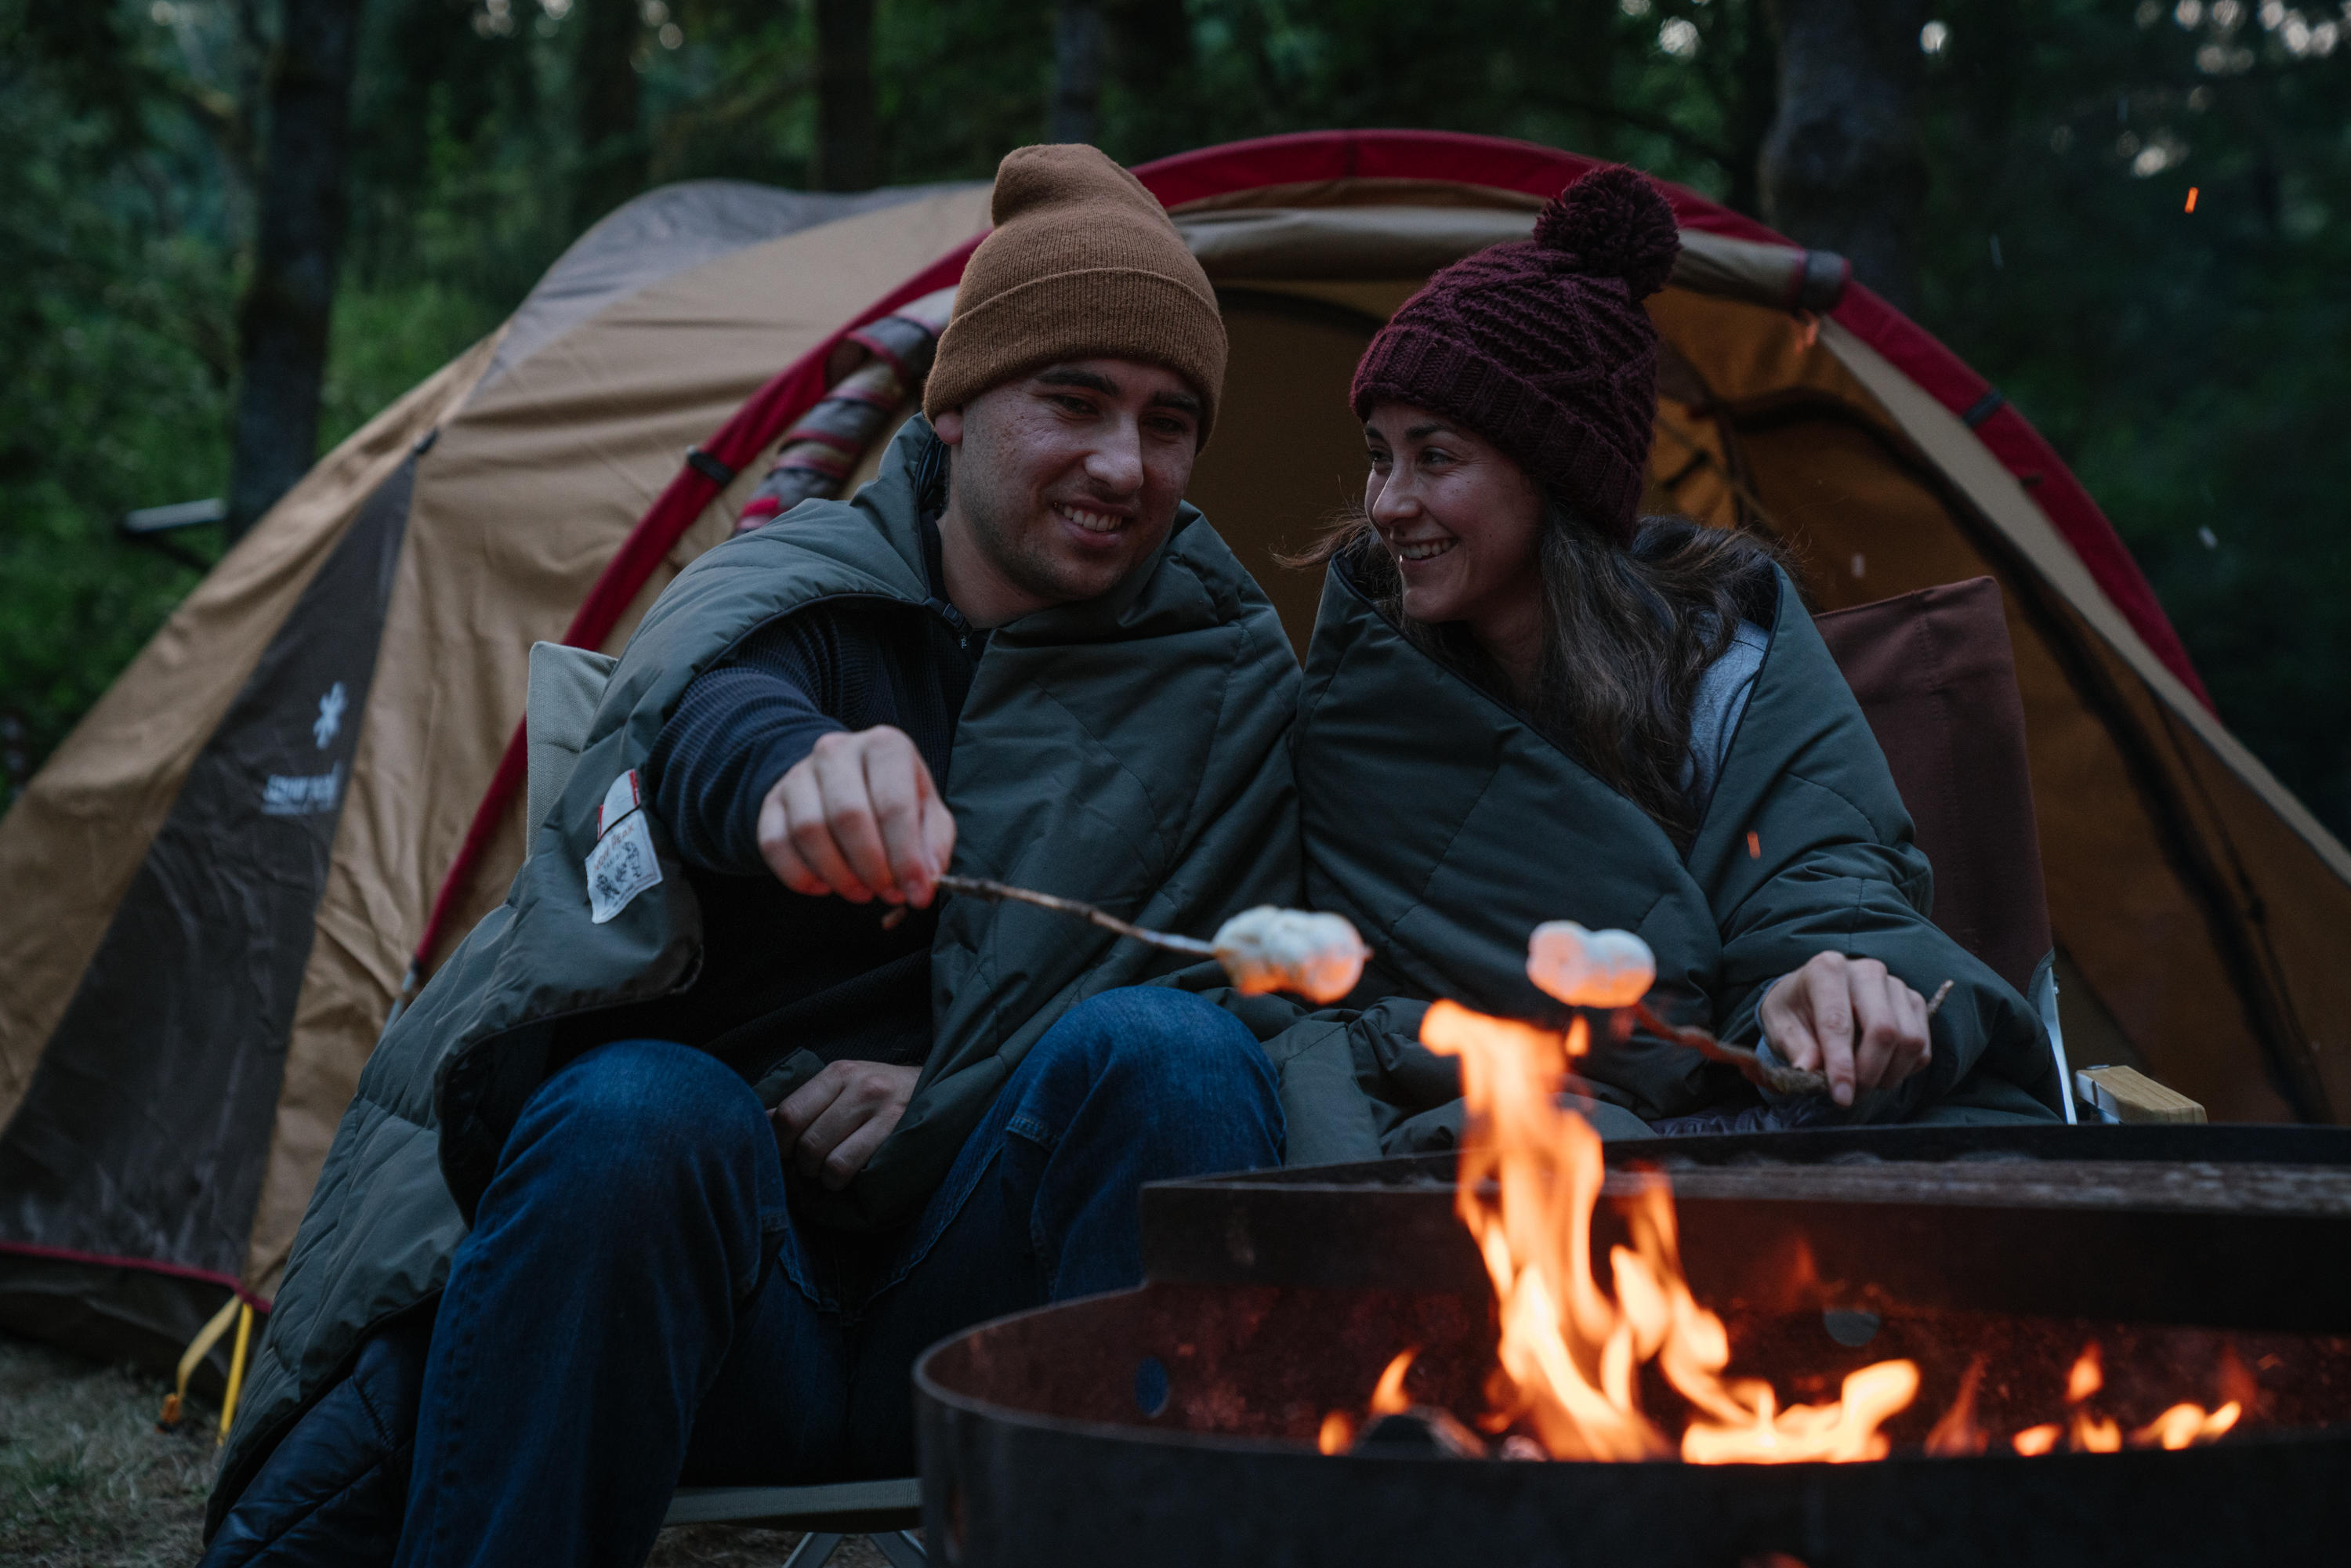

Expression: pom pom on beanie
xmin=1532 ymin=165 xmax=1681 ymax=299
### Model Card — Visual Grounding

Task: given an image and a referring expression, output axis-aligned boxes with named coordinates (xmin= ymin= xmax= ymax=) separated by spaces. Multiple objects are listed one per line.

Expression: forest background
xmin=5 ymin=0 xmax=2349 ymax=835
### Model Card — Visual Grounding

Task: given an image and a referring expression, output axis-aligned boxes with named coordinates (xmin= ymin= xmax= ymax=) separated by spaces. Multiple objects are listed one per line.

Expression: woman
xmin=1267 ymin=167 xmax=2060 ymax=1161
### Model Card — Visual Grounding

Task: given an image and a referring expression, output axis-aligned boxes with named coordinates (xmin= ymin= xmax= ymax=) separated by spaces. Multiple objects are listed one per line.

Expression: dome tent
xmin=2 ymin=131 xmax=2344 ymax=1395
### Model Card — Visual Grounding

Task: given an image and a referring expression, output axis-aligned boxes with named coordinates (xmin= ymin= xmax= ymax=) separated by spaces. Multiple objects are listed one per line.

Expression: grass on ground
xmin=0 ymin=1331 xmax=891 ymax=1566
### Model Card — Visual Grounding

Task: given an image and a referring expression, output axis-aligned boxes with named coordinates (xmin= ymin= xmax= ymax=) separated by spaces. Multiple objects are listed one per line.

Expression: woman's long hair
xmin=1292 ymin=505 xmax=1784 ymax=848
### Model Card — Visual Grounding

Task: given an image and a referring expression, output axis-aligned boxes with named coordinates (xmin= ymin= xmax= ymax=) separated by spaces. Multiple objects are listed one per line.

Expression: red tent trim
xmin=0 ymin=1238 xmax=272 ymax=1313
xmin=414 ymin=129 xmax=2208 ymax=977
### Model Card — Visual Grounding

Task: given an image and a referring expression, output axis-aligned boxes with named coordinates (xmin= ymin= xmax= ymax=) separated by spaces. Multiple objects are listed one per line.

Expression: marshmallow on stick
xmin=1212 ymin=907 xmax=1371 ymax=1005
xmin=1526 ymin=921 xmax=1657 ymax=1009
xmin=929 ymin=875 xmax=1368 ymax=1004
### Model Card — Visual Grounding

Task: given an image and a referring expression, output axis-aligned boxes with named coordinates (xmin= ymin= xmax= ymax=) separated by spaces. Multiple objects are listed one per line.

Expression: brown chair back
xmin=1813 ymin=576 xmax=2052 ymax=999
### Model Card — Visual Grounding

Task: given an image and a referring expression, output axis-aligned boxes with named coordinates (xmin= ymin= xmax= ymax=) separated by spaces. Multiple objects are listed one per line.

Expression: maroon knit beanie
xmin=1349 ymin=166 xmax=1681 ymax=545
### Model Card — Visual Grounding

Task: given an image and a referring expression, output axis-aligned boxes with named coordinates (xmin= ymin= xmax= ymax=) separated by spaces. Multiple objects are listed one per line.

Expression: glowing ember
xmin=1212 ymin=907 xmax=1368 ymax=1003
xmin=1370 ymin=1349 xmax=1418 ymax=1416
xmin=2012 ymin=1423 xmax=2060 ymax=1457
xmin=1319 ymin=998 xmax=2262 ymax=1465
xmin=2066 ymin=1342 xmax=2103 ymax=1403
xmin=2134 ymin=1401 xmax=2241 ymax=1450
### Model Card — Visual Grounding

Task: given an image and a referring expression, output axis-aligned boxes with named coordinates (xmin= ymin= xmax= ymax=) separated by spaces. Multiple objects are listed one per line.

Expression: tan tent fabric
xmin=0 ymin=341 xmax=496 ymax=1129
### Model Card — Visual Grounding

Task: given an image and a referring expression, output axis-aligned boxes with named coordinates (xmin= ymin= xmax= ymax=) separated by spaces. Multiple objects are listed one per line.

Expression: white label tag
xmin=585 ymin=809 xmax=661 ymax=924
xmin=596 ymin=770 xmax=643 ymax=839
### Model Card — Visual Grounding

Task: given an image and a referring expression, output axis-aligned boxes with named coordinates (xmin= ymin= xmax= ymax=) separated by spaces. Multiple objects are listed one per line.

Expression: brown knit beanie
xmin=925 ymin=144 xmax=1226 ymax=441
xmin=1349 ymin=166 xmax=1681 ymax=544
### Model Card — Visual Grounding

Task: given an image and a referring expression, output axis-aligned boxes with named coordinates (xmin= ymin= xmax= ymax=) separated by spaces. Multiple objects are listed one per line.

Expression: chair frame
xmin=662 ymin=1479 xmax=926 ymax=1566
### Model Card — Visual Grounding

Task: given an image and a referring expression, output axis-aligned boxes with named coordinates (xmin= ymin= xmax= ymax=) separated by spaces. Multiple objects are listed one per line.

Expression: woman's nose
xmin=1367 ymin=472 xmax=1415 ymax=523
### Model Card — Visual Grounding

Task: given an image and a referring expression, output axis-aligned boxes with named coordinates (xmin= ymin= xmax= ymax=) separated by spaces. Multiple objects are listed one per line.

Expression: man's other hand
xmin=756 ymin=726 xmax=955 ymax=905
xmin=1759 ymin=952 xmax=1931 ymax=1109
xmin=771 ymin=1061 xmax=922 ymax=1191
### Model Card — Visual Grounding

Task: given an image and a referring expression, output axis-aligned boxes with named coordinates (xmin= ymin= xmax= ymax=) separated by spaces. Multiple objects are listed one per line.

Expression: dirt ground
xmin=0 ymin=1331 xmax=893 ymax=1567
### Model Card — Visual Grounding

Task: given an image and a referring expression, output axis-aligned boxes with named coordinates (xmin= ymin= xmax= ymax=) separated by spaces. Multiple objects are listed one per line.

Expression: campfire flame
xmin=1420 ymin=999 xmax=1919 ymax=1462
xmin=1319 ymin=998 xmax=2255 ymax=1465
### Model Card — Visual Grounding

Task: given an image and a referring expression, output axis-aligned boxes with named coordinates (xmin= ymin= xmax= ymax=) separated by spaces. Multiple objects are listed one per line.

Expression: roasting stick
xmin=925 ymin=873 xmax=1215 ymax=955
xmin=1628 ymin=979 xmax=1956 ymax=1098
xmin=898 ymin=875 xmax=1370 ymax=1002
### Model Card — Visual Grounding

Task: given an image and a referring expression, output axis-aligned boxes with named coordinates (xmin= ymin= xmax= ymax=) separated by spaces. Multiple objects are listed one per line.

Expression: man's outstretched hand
xmin=756 ymin=726 xmax=955 ymax=906
xmin=772 ymin=1061 xmax=922 ymax=1191
xmin=1759 ymin=951 xmax=1932 ymax=1108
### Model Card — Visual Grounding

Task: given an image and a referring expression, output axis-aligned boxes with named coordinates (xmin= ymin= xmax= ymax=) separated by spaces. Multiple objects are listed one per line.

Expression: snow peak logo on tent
xmin=313 ymin=682 xmax=347 ymax=748
xmin=262 ymin=763 xmax=344 ymax=817
xmin=586 ymin=769 xmax=661 ymax=923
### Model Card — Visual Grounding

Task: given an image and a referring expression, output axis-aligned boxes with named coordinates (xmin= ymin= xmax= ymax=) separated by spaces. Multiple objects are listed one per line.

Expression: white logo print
xmin=313 ymin=682 xmax=347 ymax=749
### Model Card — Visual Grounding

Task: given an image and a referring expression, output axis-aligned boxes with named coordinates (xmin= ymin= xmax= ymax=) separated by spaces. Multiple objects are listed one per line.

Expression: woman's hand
xmin=772 ymin=1061 xmax=922 ymax=1190
xmin=1759 ymin=952 xmax=1931 ymax=1108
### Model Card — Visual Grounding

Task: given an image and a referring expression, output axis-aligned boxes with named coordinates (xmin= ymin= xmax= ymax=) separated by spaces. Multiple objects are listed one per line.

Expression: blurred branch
xmin=1549 ymin=94 xmax=1739 ymax=172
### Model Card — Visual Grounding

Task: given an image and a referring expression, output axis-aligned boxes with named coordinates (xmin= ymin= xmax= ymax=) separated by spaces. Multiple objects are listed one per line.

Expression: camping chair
xmin=1814 ymin=575 xmax=2087 ymax=1121
xmin=661 ymin=1478 xmax=926 ymax=1565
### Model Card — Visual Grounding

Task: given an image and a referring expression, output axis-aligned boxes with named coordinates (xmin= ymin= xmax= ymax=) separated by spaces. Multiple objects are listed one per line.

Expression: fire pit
xmin=916 ymin=1122 xmax=2351 ymax=1566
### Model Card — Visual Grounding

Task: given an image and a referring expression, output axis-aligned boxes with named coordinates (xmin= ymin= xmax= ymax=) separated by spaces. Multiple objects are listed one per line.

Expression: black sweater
xmin=606 ymin=515 xmax=983 ymax=1076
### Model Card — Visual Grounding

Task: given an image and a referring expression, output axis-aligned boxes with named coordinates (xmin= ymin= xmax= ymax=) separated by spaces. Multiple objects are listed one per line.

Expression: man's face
xmin=933 ymin=358 xmax=1204 ymax=626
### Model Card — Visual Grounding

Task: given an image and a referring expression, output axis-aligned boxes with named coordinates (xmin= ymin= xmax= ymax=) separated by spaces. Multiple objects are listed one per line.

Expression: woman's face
xmin=1361 ymin=402 xmax=1545 ymax=645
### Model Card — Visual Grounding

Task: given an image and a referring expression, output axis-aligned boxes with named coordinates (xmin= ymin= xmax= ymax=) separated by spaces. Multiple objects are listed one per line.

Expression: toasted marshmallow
xmin=1213 ymin=907 xmax=1369 ymax=1004
xmin=1526 ymin=922 xmax=1656 ymax=1009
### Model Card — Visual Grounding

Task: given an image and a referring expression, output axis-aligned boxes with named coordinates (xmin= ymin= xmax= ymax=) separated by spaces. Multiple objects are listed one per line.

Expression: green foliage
xmin=1915 ymin=0 xmax=2351 ymax=827
xmin=0 ymin=5 xmax=230 ymax=802
xmin=3 ymin=0 xmax=2349 ymax=839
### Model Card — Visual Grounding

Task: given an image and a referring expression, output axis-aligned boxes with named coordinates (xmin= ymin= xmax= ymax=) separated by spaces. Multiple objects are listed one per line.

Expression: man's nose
xmin=1085 ymin=419 xmax=1146 ymax=494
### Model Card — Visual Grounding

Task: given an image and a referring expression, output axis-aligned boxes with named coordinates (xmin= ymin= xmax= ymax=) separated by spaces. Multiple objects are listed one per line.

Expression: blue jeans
xmin=391 ymin=987 xmax=1280 ymax=1568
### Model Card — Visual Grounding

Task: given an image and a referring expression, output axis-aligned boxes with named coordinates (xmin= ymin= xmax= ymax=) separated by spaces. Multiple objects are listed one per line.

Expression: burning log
xmin=928 ymin=875 xmax=1367 ymax=1003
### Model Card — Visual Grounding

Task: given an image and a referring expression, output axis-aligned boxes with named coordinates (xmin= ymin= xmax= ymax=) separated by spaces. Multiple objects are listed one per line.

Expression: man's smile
xmin=1053 ymin=501 xmax=1130 ymax=536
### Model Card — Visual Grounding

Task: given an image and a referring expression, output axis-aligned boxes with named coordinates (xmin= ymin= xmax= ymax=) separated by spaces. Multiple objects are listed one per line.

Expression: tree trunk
xmin=1052 ymin=0 xmax=1104 ymax=145
xmin=224 ymin=0 xmax=364 ymax=543
xmin=573 ymin=0 xmax=647 ymax=234
xmin=1759 ymin=0 xmax=1927 ymax=314
xmin=1722 ymin=0 xmax=1780 ymax=220
xmin=1103 ymin=0 xmax=1196 ymax=160
xmin=813 ymin=0 xmax=877 ymax=190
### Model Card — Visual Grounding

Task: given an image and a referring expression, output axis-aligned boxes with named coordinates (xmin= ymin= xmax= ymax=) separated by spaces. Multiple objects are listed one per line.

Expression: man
xmin=204 ymin=144 xmax=1300 ymax=1567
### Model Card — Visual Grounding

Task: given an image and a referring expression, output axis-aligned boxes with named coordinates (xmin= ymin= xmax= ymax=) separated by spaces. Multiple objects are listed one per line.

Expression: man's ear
xmin=932 ymin=407 xmax=965 ymax=447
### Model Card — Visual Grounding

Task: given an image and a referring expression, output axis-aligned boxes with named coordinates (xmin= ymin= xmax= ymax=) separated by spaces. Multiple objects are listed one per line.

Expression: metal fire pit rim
xmin=1179 ymin=1122 xmax=2351 ymax=1196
